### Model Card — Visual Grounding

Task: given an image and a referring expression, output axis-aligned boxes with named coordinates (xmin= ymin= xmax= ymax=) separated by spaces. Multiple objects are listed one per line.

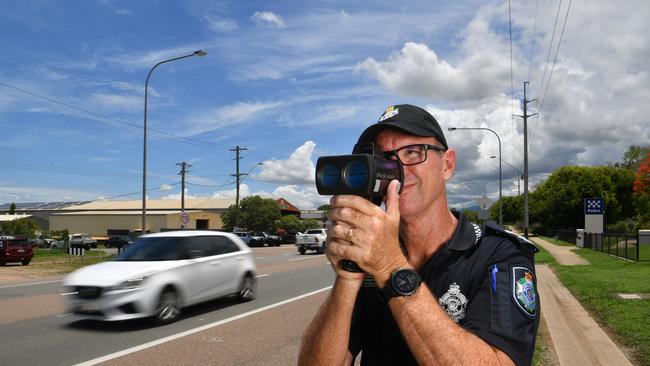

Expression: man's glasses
xmin=384 ymin=144 xmax=447 ymax=166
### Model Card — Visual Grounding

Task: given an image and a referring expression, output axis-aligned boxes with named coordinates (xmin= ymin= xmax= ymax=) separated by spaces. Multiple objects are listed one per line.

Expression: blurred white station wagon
xmin=61 ymin=230 xmax=257 ymax=324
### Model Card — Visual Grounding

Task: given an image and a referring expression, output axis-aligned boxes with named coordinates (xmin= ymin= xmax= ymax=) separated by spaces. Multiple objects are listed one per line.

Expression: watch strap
xmin=380 ymin=268 xmax=421 ymax=302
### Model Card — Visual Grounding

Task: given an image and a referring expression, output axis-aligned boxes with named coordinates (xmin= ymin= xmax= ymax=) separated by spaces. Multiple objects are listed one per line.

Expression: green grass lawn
xmin=32 ymin=248 xmax=110 ymax=260
xmin=536 ymin=237 xmax=650 ymax=365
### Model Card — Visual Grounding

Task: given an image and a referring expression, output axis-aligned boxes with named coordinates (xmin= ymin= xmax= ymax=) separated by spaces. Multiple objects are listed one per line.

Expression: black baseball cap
xmin=356 ymin=104 xmax=448 ymax=149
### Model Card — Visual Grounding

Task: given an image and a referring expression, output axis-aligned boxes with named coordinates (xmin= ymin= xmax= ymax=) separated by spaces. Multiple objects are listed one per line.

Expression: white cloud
xmin=174 ymin=101 xmax=285 ymax=136
xmin=356 ymin=42 xmax=509 ymax=102
xmin=254 ymin=141 xmax=316 ymax=184
xmin=160 ymin=184 xmax=173 ymax=191
xmin=272 ymin=185 xmax=327 ymax=210
xmin=90 ymin=93 xmax=141 ymax=111
xmin=251 ymin=11 xmax=286 ymax=28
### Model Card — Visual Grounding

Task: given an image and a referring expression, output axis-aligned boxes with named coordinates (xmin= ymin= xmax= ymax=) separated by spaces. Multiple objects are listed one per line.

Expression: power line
xmin=530 ymin=0 xmax=572 ymax=154
xmin=100 ymin=182 xmax=181 ymax=200
xmin=0 ymin=80 xmax=231 ymax=150
xmin=534 ymin=0 xmax=563 ymax=102
xmin=527 ymin=0 xmax=540 ymax=82
xmin=508 ymin=0 xmax=515 ymax=173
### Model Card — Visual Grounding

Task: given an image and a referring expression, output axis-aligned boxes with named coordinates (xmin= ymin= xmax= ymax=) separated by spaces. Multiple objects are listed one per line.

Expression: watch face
xmin=392 ymin=270 xmax=419 ymax=295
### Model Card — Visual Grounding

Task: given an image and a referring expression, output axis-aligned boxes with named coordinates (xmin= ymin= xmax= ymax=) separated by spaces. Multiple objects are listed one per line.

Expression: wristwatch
xmin=381 ymin=268 xmax=422 ymax=301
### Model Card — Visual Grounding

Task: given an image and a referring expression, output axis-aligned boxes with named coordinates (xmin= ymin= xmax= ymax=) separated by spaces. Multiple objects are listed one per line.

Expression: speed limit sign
xmin=180 ymin=212 xmax=190 ymax=225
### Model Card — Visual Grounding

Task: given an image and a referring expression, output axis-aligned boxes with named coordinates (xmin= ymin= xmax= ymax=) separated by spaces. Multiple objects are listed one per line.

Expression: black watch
xmin=381 ymin=268 xmax=422 ymax=301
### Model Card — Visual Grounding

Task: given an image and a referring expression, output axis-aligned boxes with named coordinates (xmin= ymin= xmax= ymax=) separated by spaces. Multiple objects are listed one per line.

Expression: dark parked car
xmin=251 ymin=231 xmax=282 ymax=247
xmin=104 ymin=236 xmax=133 ymax=248
xmin=0 ymin=235 xmax=33 ymax=266
xmin=281 ymin=231 xmax=302 ymax=244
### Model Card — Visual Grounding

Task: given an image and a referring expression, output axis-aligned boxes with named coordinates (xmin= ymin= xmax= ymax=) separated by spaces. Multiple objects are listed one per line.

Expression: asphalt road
xmin=0 ymin=246 xmax=335 ymax=365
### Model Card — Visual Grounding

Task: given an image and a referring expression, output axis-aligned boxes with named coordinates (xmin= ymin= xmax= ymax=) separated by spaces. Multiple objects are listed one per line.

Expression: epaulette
xmin=484 ymin=222 xmax=538 ymax=253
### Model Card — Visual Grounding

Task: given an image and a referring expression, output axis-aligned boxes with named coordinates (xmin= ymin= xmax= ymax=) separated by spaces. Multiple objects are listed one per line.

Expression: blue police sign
xmin=584 ymin=198 xmax=604 ymax=215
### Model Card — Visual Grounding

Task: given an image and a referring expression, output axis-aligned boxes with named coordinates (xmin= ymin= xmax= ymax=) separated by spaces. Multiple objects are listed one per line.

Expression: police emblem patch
xmin=379 ymin=106 xmax=399 ymax=121
xmin=439 ymin=282 xmax=468 ymax=322
xmin=512 ymin=266 xmax=537 ymax=317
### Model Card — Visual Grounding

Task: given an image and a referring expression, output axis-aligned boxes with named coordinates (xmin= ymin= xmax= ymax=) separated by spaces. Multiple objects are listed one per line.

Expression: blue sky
xmin=1 ymin=0 xmax=649 ymax=209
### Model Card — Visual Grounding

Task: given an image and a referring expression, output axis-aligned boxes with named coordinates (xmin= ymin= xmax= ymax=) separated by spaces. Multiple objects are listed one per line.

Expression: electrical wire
xmin=530 ymin=0 xmax=572 ymax=154
xmin=0 ymin=80 xmax=231 ymax=150
xmin=534 ymin=0 xmax=562 ymax=102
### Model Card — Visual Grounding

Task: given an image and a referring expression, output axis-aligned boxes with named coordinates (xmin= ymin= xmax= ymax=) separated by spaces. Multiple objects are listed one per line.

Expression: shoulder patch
xmin=511 ymin=266 xmax=537 ymax=318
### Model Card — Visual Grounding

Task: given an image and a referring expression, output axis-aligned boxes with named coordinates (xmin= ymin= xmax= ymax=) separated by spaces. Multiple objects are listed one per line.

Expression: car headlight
xmin=111 ymin=276 xmax=148 ymax=291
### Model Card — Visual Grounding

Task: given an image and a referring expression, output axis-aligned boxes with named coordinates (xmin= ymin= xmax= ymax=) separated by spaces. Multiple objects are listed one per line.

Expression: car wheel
xmin=239 ymin=275 xmax=256 ymax=302
xmin=21 ymin=259 xmax=30 ymax=266
xmin=318 ymin=243 xmax=326 ymax=254
xmin=298 ymin=247 xmax=306 ymax=255
xmin=154 ymin=288 xmax=181 ymax=324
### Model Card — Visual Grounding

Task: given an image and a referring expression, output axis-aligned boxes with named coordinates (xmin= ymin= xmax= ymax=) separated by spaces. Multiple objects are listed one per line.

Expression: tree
xmin=2 ymin=218 xmax=37 ymax=238
xmin=220 ymin=205 xmax=240 ymax=231
xmin=621 ymin=145 xmax=650 ymax=171
xmin=278 ymin=215 xmax=303 ymax=232
xmin=301 ymin=218 xmax=322 ymax=231
xmin=9 ymin=202 xmax=16 ymax=214
xmin=239 ymin=196 xmax=282 ymax=232
xmin=529 ymin=166 xmax=635 ymax=233
xmin=632 ymin=151 xmax=650 ymax=230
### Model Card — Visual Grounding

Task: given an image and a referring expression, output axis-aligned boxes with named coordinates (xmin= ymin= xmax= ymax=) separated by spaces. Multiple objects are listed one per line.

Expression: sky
xmin=1 ymin=0 xmax=648 ymax=210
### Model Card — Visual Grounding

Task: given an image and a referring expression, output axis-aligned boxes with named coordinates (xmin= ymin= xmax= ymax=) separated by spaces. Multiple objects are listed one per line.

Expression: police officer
xmin=299 ymin=104 xmax=539 ymax=365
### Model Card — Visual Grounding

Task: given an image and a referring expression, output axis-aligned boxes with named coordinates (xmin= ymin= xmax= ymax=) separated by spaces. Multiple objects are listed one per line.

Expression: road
xmin=0 ymin=246 xmax=334 ymax=365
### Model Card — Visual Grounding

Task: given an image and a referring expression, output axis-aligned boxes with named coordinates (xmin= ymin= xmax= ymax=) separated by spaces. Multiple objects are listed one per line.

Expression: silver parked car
xmin=61 ymin=230 xmax=257 ymax=324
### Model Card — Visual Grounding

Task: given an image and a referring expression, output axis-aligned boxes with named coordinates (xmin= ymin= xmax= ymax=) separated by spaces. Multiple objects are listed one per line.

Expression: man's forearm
xmin=388 ymin=286 xmax=514 ymax=366
xmin=298 ymin=277 xmax=361 ymax=366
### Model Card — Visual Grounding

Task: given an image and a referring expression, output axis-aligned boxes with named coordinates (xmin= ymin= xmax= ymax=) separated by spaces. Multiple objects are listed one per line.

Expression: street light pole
xmin=491 ymin=156 xmax=524 ymax=196
xmin=142 ymin=50 xmax=206 ymax=233
xmin=448 ymin=127 xmax=502 ymax=226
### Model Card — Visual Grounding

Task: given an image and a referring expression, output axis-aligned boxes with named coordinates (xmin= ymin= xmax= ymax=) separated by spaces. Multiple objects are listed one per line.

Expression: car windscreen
xmin=115 ymin=237 xmax=185 ymax=261
xmin=305 ymin=230 xmax=322 ymax=234
xmin=5 ymin=240 xmax=30 ymax=247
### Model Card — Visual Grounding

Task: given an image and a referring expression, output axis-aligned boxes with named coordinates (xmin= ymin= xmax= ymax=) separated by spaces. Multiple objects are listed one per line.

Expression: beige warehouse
xmin=49 ymin=199 xmax=234 ymax=237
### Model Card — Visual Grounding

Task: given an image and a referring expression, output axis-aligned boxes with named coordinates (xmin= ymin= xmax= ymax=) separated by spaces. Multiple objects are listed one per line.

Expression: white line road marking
xmin=73 ymin=286 xmax=333 ymax=366
xmin=0 ymin=279 xmax=62 ymax=289
xmin=255 ymin=274 xmax=270 ymax=278
xmin=288 ymin=256 xmax=323 ymax=262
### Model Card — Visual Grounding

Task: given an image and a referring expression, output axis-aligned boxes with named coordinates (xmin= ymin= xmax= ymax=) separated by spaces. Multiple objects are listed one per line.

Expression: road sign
xmin=584 ymin=198 xmax=604 ymax=215
xmin=180 ymin=212 xmax=190 ymax=224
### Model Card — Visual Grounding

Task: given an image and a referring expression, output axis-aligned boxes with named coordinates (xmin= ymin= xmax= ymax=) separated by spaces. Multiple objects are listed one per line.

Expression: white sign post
xmin=584 ymin=198 xmax=604 ymax=233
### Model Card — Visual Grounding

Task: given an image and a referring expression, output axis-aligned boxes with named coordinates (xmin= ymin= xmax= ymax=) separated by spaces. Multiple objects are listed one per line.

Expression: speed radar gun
xmin=315 ymin=142 xmax=404 ymax=273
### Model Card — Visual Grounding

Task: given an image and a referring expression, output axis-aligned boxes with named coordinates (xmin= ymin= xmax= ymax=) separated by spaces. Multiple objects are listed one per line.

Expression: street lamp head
xmin=194 ymin=50 xmax=207 ymax=57
xmin=490 ymin=155 xmax=496 ymax=159
xmin=447 ymin=127 xmax=457 ymax=131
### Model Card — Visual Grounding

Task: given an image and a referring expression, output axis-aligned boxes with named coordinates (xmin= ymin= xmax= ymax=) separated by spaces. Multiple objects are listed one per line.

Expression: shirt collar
xmin=446 ymin=210 xmax=482 ymax=251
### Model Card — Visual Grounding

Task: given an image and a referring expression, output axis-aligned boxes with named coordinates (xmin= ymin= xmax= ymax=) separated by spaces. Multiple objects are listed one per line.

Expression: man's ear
xmin=443 ymin=148 xmax=456 ymax=182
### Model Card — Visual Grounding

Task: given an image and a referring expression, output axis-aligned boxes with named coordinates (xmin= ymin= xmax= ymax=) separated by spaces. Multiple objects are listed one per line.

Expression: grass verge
xmin=537 ymin=237 xmax=650 ymax=365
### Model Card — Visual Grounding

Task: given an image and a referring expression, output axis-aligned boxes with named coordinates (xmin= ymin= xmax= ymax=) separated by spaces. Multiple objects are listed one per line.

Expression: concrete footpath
xmin=532 ymin=237 xmax=633 ymax=365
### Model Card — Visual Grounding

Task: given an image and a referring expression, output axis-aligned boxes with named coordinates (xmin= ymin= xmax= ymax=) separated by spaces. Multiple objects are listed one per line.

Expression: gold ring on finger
xmin=346 ymin=228 xmax=354 ymax=242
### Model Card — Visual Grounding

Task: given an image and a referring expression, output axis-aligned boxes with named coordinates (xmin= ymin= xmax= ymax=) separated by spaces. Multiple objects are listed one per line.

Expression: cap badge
xmin=379 ymin=106 xmax=399 ymax=122
xmin=439 ymin=282 xmax=467 ymax=322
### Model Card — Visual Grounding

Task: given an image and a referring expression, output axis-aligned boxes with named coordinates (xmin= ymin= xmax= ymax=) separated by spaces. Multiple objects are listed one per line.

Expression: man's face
xmin=375 ymin=129 xmax=456 ymax=219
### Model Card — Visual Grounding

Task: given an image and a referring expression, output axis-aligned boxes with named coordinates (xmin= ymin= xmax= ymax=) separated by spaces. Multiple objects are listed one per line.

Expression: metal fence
xmin=583 ymin=232 xmax=639 ymax=261
xmin=551 ymin=229 xmax=641 ymax=261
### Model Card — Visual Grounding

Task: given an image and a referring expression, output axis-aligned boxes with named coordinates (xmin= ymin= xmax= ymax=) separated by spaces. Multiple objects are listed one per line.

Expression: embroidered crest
xmin=379 ymin=106 xmax=399 ymax=122
xmin=439 ymin=282 xmax=468 ymax=322
xmin=512 ymin=266 xmax=537 ymax=317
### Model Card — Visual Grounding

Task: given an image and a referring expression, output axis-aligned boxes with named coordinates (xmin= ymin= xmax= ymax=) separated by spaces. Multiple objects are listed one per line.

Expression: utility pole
xmin=177 ymin=162 xmax=191 ymax=228
xmin=230 ymin=146 xmax=247 ymax=229
xmin=514 ymin=81 xmax=537 ymax=238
